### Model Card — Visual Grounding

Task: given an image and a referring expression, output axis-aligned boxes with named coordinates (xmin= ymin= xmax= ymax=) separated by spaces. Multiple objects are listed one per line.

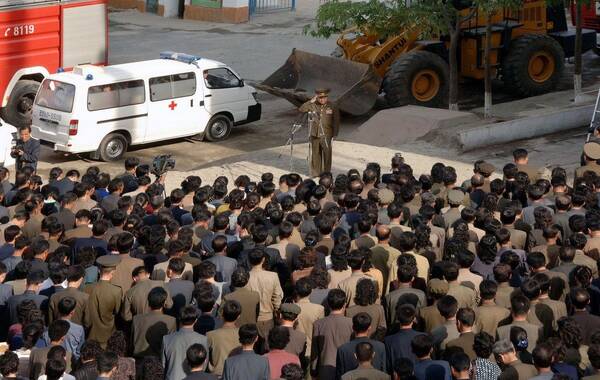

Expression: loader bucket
xmin=254 ymin=49 xmax=382 ymax=116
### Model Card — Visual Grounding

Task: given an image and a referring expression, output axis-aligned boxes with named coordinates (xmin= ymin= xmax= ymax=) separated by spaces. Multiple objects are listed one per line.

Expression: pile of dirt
xmin=348 ymin=105 xmax=480 ymax=147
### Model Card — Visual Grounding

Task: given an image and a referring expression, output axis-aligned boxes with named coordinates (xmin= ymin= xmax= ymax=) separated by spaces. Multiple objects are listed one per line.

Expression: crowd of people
xmin=0 ymin=141 xmax=600 ymax=380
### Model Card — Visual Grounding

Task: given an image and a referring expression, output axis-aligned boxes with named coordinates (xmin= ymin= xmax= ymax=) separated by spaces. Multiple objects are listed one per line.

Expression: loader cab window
xmin=203 ymin=68 xmax=242 ymax=89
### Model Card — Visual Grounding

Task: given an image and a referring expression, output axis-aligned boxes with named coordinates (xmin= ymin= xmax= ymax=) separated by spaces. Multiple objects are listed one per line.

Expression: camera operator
xmin=11 ymin=125 xmax=40 ymax=172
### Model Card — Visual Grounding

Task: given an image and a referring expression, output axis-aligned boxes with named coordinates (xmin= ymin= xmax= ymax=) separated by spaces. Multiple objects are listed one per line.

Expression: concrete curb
xmin=456 ymin=104 xmax=594 ymax=151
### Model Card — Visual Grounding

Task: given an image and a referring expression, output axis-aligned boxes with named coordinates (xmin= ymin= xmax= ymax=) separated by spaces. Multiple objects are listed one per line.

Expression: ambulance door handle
xmin=205 ymin=94 xmax=212 ymax=97
xmin=190 ymin=99 xmax=193 ymax=107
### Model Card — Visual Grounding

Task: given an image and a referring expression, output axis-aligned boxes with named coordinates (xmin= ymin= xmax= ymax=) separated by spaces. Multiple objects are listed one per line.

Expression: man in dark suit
xmin=0 ymin=225 xmax=19 ymax=261
xmin=311 ymin=289 xmax=353 ymax=379
xmin=412 ymin=334 xmax=452 ymax=380
xmin=39 ymin=263 xmax=67 ymax=298
xmin=169 ymin=188 xmax=190 ymax=225
xmin=132 ymin=287 xmax=176 ymax=358
xmin=29 ymin=239 xmax=49 ymax=278
xmin=162 ymin=306 xmax=209 ymax=380
xmin=384 ymin=304 xmax=425 ymax=368
xmin=72 ymin=220 xmax=109 ymax=262
xmin=116 ymin=157 xmax=139 ymax=194
xmin=183 ymin=343 xmax=218 ymax=380
xmin=183 ymin=344 xmax=218 ymax=380
xmin=200 ymin=214 xmax=238 ymax=255
xmin=51 ymin=192 xmax=77 ymax=231
xmin=222 ymin=324 xmax=270 ymax=380
xmin=207 ymin=235 xmax=238 ymax=284
xmin=7 ymin=270 xmax=47 ymax=324
xmin=165 ymin=258 xmax=194 ymax=318
xmin=336 ymin=313 xmax=386 ymax=379
xmin=100 ymin=178 xmax=124 ymax=214
xmin=53 ymin=170 xmax=79 ymax=197
xmin=571 ymin=287 xmax=600 ymax=345
xmin=11 ymin=125 xmax=40 ymax=172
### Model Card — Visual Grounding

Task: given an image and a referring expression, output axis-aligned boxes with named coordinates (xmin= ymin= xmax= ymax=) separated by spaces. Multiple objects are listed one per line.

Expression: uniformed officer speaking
xmin=299 ymin=88 xmax=340 ymax=177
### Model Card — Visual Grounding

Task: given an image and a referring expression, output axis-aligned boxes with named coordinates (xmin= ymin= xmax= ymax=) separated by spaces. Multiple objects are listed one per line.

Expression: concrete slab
xmin=454 ymin=104 xmax=594 ymax=151
xmin=348 ymin=105 xmax=480 ymax=147
xmin=419 ymin=86 xmax=599 ymax=151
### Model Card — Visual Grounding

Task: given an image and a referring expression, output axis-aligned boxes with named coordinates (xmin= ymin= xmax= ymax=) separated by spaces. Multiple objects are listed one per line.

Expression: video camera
xmin=9 ymin=139 xmax=24 ymax=159
xmin=151 ymin=154 xmax=176 ymax=176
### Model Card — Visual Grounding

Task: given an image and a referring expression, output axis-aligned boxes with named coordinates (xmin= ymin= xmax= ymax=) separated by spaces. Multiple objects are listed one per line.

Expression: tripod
xmin=280 ymin=113 xmax=309 ymax=172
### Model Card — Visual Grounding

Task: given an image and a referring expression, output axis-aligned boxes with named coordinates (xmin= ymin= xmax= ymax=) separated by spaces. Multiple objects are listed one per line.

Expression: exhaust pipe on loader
xmin=253 ymin=49 xmax=381 ymax=116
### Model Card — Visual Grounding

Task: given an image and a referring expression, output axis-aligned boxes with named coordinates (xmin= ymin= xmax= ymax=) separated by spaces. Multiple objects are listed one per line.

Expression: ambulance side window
xmin=149 ymin=76 xmax=172 ymax=102
xmin=150 ymin=72 xmax=196 ymax=102
xmin=88 ymin=80 xmax=145 ymax=111
xmin=172 ymin=72 xmax=196 ymax=97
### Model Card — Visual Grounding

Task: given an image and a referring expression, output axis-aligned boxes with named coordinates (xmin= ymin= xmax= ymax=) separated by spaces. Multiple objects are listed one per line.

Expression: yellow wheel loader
xmin=255 ymin=0 xmax=596 ymax=115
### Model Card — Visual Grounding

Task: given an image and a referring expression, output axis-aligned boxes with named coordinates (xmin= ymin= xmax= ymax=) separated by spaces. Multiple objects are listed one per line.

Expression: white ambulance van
xmin=31 ymin=52 xmax=261 ymax=161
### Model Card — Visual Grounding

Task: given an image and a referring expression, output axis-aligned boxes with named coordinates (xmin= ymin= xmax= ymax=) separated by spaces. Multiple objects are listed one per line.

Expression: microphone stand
xmin=280 ymin=113 xmax=309 ymax=172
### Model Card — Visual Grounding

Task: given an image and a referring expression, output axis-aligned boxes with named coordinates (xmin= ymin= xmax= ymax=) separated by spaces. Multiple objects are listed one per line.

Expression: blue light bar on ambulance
xmin=160 ymin=51 xmax=201 ymax=64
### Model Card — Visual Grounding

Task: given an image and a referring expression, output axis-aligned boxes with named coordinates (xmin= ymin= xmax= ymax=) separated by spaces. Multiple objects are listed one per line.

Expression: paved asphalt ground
xmin=33 ymin=6 xmax=600 ymax=178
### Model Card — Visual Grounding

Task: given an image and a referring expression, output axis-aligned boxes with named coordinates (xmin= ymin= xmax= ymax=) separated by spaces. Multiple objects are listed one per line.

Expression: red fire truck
xmin=0 ymin=0 xmax=108 ymax=127
xmin=572 ymin=3 xmax=600 ymax=32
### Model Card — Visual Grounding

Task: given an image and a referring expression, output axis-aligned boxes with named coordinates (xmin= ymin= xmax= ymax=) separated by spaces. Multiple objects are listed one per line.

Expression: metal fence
xmin=249 ymin=0 xmax=295 ymax=15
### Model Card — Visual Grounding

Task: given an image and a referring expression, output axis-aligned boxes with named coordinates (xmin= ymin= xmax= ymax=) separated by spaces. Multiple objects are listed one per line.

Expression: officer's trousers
xmin=309 ymin=136 xmax=332 ymax=177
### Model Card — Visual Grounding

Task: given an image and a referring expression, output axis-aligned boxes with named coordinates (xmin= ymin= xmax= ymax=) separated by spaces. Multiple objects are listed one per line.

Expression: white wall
xmin=222 ymin=0 xmax=247 ymax=8
xmin=160 ymin=0 xmax=180 ymax=16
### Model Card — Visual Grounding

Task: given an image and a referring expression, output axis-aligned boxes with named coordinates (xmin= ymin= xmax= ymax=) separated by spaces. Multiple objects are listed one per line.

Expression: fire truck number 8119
xmin=3 ymin=24 xmax=35 ymax=38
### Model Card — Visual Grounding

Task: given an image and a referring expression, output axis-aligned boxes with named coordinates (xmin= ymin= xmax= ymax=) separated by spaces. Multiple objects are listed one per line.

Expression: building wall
xmin=110 ymin=0 xmax=249 ymax=23
xmin=184 ymin=4 xmax=248 ymax=23
xmin=108 ymin=0 xmax=138 ymax=8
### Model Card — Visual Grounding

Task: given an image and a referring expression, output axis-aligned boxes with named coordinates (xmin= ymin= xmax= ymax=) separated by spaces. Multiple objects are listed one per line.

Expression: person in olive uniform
xmin=84 ymin=255 xmax=123 ymax=348
xmin=299 ymin=88 xmax=340 ymax=177
xmin=576 ymin=141 xmax=600 ymax=178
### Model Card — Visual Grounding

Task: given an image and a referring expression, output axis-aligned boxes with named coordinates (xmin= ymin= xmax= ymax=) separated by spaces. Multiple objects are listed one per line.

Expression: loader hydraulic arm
xmin=336 ymin=29 xmax=422 ymax=77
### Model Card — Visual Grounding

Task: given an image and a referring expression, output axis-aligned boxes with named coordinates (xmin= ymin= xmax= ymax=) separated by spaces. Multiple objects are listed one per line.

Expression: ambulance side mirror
xmin=238 ymin=79 xmax=244 ymax=87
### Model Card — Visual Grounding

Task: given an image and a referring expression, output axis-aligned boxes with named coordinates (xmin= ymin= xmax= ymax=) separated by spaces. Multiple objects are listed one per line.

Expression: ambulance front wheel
xmin=98 ymin=133 xmax=128 ymax=161
xmin=205 ymin=114 xmax=232 ymax=142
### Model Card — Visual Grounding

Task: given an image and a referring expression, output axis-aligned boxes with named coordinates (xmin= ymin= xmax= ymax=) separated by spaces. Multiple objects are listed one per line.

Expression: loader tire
xmin=383 ymin=50 xmax=449 ymax=108
xmin=1 ymin=80 xmax=40 ymax=127
xmin=502 ymin=34 xmax=564 ymax=97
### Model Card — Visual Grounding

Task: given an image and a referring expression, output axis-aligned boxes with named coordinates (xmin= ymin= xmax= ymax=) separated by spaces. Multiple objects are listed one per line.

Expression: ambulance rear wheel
xmin=98 ymin=133 xmax=128 ymax=161
xmin=205 ymin=114 xmax=232 ymax=142
xmin=2 ymin=80 xmax=40 ymax=127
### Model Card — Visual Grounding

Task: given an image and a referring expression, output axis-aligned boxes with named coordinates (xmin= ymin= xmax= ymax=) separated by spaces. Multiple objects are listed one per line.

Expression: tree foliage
xmin=304 ymin=0 xmax=412 ymax=39
xmin=304 ymin=0 xmax=467 ymax=40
